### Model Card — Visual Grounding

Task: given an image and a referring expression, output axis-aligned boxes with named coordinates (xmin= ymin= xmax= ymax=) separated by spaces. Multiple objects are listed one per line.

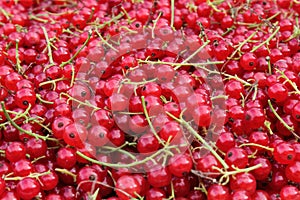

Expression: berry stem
xmin=170 ymin=0 xmax=175 ymax=30
xmin=251 ymin=25 xmax=280 ymax=53
xmin=151 ymin=11 xmax=162 ymax=38
xmin=76 ymin=144 xmax=178 ymax=168
xmin=39 ymin=77 xmax=66 ymax=90
xmin=141 ymin=95 xmax=166 ymax=146
xmin=175 ymin=40 xmax=210 ymax=69
xmin=60 ymin=30 xmax=92 ymax=68
xmin=95 ymin=29 xmax=118 ymax=52
xmin=0 ymin=102 xmax=58 ymax=142
xmin=15 ymin=40 xmax=22 ymax=74
xmin=264 ymin=120 xmax=274 ymax=135
xmin=55 ymin=168 xmax=77 ymax=182
xmin=60 ymin=92 xmax=100 ymax=112
xmin=4 ymin=170 xmax=51 ymax=181
xmin=239 ymin=143 xmax=274 ymax=151
xmin=276 ymin=68 xmax=300 ymax=94
xmin=36 ymin=94 xmax=54 ymax=105
xmin=29 ymin=14 xmax=49 ymax=23
xmin=166 ymin=111 xmax=229 ymax=170
xmin=227 ymin=31 xmax=257 ymax=61
xmin=100 ymin=145 xmax=136 ymax=160
xmin=138 ymin=59 xmax=224 ymax=68
xmin=268 ymin=99 xmax=300 ymax=139
xmin=41 ymin=26 xmax=55 ymax=66
xmin=217 ymin=164 xmax=263 ymax=185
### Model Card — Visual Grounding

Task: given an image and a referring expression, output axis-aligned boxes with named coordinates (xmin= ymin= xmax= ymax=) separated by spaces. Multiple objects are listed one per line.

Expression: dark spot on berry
xmin=23 ymin=138 xmax=28 ymax=142
xmin=162 ymin=29 xmax=169 ymax=34
xmin=69 ymin=133 xmax=75 ymax=138
xmin=172 ymin=104 xmax=177 ymax=108
xmin=296 ymin=115 xmax=300 ymax=119
xmin=81 ymin=91 xmax=87 ymax=97
xmin=99 ymin=133 xmax=104 ymax=138
xmin=135 ymin=23 xmax=140 ymax=28
xmin=108 ymin=113 xmax=113 ymax=119
xmin=229 ymin=117 xmax=234 ymax=122
xmin=79 ymin=119 xmax=84 ymax=124
xmin=287 ymin=154 xmax=293 ymax=160
xmin=57 ymin=122 xmax=64 ymax=128
xmin=23 ymin=101 xmax=29 ymax=106
xmin=89 ymin=175 xmax=96 ymax=181
xmin=213 ymin=40 xmax=219 ymax=47
xmin=262 ymin=1 xmax=267 ymax=5
xmin=227 ymin=152 xmax=233 ymax=157
xmin=249 ymin=62 xmax=254 ymax=66
xmin=145 ymin=101 xmax=148 ymax=106
xmin=245 ymin=114 xmax=251 ymax=120
xmin=142 ymin=86 xmax=146 ymax=91
xmin=125 ymin=66 xmax=129 ymax=69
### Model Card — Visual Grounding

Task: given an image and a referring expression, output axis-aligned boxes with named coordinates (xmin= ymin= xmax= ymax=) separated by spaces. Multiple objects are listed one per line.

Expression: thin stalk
xmin=1 ymin=102 xmax=58 ymax=142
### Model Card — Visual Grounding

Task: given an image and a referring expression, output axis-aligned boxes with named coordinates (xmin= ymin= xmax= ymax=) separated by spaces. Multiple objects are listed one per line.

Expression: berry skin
xmin=115 ymin=175 xmax=141 ymax=200
xmin=63 ymin=123 xmax=88 ymax=148
xmin=147 ymin=167 xmax=172 ymax=188
xmin=56 ymin=147 xmax=77 ymax=169
xmin=225 ymin=147 xmax=249 ymax=169
xmin=230 ymin=173 xmax=257 ymax=195
xmin=15 ymin=88 xmax=36 ymax=109
xmin=286 ymin=161 xmax=300 ymax=183
xmin=292 ymin=102 xmax=300 ymax=121
xmin=168 ymin=153 xmax=193 ymax=177
xmin=274 ymin=142 xmax=296 ymax=165
xmin=268 ymin=83 xmax=288 ymax=103
xmin=207 ymin=184 xmax=231 ymax=200
xmin=240 ymin=52 xmax=257 ymax=70
xmin=76 ymin=166 xmax=104 ymax=193
xmin=280 ymin=185 xmax=300 ymax=200
xmin=16 ymin=177 xmax=41 ymax=200
xmin=5 ymin=142 xmax=26 ymax=162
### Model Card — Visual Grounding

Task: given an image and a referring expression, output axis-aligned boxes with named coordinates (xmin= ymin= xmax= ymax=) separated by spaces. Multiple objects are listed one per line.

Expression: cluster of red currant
xmin=0 ymin=0 xmax=300 ymax=199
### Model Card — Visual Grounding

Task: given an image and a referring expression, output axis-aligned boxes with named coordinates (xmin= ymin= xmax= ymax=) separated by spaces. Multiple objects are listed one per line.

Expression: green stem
xmin=276 ymin=68 xmax=300 ymax=94
xmin=239 ymin=143 xmax=274 ymax=151
xmin=1 ymin=102 xmax=57 ymax=142
xmin=251 ymin=26 xmax=280 ymax=53
xmin=36 ymin=94 xmax=54 ymax=105
xmin=138 ymin=59 xmax=224 ymax=67
xmin=170 ymin=0 xmax=175 ymax=30
xmin=95 ymin=29 xmax=118 ymax=52
xmin=166 ymin=111 xmax=229 ymax=170
xmin=268 ymin=100 xmax=300 ymax=139
xmin=15 ymin=40 xmax=22 ymax=73
xmin=42 ymin=26 xmax=54 ymax=65
xmin=151 ymin=12 xmax=162 ymax=38
xmin=60 ymin=30 xmax=92 ymax=68
xmin=60 ymin=93 xmax=100 ymax=111
xmin=227 ymin=31 xmax=257 ymax=60
xmin=55 ymin=168 xmax=77 ymax=182
xmin=175 ymin=40 xmax=210 ymax=70
xmin=76 ymin=144 xmax=177 ymax=168
xmin=4 ymin=170 xmax=51 ymax=181
xmin=141 ymin=96 xmax=165 ymax=146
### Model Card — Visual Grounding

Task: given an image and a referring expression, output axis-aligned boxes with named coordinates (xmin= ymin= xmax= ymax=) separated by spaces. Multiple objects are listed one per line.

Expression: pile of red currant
xmin=0 ymin=0 xmax=300 ymax=199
